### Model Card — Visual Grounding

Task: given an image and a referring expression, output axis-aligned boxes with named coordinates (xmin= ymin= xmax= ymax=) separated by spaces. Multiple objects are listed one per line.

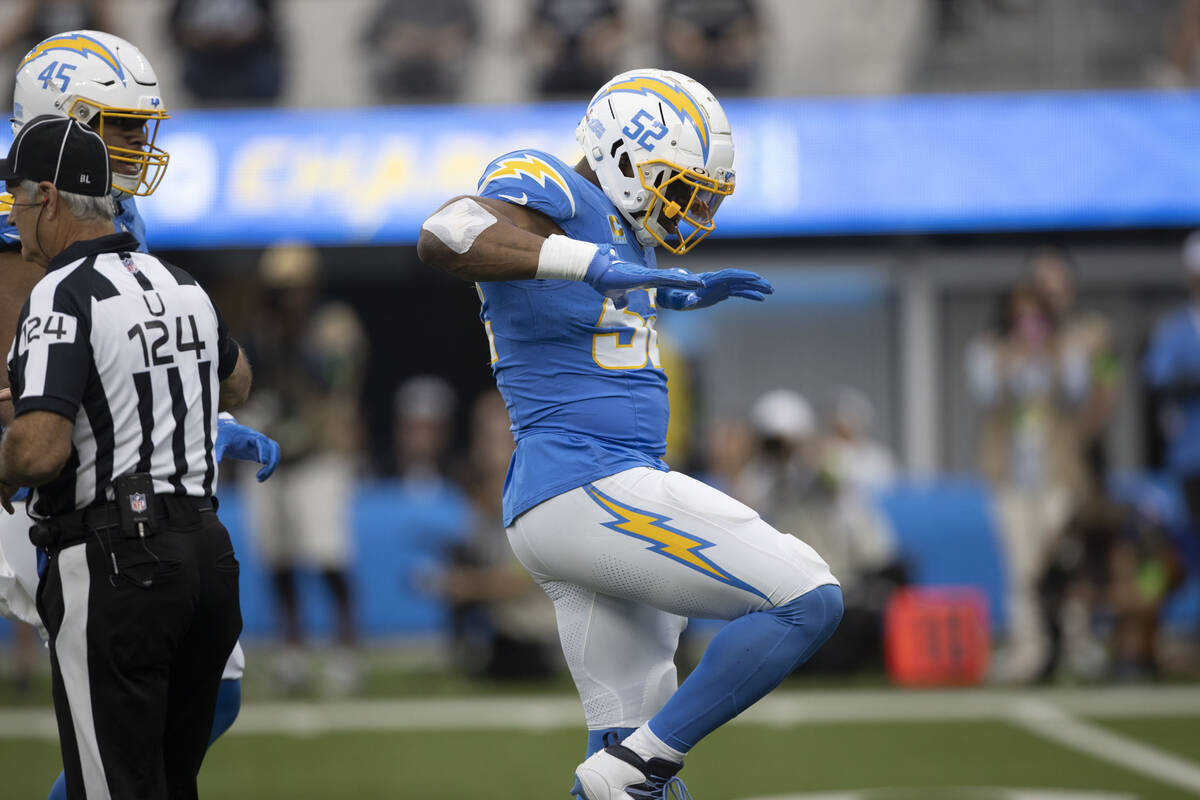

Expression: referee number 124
xmin=127 ymin=315 xmax=206 ymax=368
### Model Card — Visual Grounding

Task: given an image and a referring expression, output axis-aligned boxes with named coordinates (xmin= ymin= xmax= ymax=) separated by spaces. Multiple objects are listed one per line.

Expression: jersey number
xmin=593 ymin=299 xmax=660 ymax=370
xmin=128 ymin=315 xmax=207 ymax=369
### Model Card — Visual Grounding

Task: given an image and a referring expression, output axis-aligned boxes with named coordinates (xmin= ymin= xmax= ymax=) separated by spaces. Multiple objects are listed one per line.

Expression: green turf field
xmin=2 ymin=686 xmax=1199 ymax=799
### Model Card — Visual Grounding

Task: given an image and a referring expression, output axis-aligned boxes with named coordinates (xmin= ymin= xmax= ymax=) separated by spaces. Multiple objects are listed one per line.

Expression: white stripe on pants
xmin=55 ymin=543 xmax=111 ymax=799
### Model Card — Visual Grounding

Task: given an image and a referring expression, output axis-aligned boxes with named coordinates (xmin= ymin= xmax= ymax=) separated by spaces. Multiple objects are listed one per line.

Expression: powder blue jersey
xmin=1144 ymin=306 xmax=1200 ymax=473
xmin=476 ymin=150 xmax=670 ymax=525
xmin=0 ymin=191 xmax=148 ymax=253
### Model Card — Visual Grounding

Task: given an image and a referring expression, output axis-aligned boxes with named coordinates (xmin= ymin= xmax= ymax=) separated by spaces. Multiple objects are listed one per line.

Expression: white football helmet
xmin=13 ymin=30 xmax=169 ymax=196
xmin=576 ymin=69 xmax=734 ymax=254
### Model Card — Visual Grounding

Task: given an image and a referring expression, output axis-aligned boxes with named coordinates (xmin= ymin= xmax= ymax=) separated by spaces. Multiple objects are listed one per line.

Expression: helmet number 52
xmin=37 ymin=61 xmax=77 ymax=92
xmin=621 ymin=110 xmax=669 ymax=152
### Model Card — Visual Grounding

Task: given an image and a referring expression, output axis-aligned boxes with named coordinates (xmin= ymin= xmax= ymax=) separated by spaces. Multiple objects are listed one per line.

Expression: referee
xmin=0 ymin=115 xmax=249 ymax=799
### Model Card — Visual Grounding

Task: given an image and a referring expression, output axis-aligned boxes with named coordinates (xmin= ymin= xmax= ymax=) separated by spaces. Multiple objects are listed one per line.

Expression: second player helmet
xmin=13 ymin=30 xmax=169 ymax=196
xmin=576 ymin=68 xmax=735 ymax=254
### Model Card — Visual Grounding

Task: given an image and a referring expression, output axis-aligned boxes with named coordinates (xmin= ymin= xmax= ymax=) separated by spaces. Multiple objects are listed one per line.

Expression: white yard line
xmin=1 ymin=686 xmax=1199 ymax=740
xmin=7 ymin=687 xmax=1199 ymax=798
xmin=1009 ymin=698 xmax=1200 ymax=798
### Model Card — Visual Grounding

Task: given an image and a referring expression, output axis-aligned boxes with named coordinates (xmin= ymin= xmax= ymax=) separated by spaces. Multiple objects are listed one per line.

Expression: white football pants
xmin=0 ymin=504 xmax=41 ymax=632
xmin=507 ymin=467 xmax=837 ymax=730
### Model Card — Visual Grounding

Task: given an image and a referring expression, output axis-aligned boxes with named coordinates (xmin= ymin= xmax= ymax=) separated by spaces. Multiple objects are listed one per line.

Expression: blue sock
xmin=586 ymin=726 xmax=637 ymax=757
xmin=647 ymin=584 xmax=843 ymax=753
xmin=209 ymin=679 xmax=243 ymax=747
xmin=47 ymin=679 xmax=243 ymax=799
xmin=47 ymin=772 xmax=66 ymax=800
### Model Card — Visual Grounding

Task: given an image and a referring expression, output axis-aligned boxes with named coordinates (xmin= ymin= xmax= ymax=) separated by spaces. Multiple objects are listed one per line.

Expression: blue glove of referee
xmin=657 ymin=269 xmax=774 ymax=310
xmin=215 ymin=416 xmax=281 ymax=482
xmin=585 ymin=246 xmax=704 ymax=308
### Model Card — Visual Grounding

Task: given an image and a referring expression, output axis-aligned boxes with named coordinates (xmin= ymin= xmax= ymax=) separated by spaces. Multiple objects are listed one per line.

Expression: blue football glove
xmin=657 ymin=269 xmax=774 ymax=310
xmin=584 ymin=246 xmax=704 ymax=308
xmin=215 ymin=417 xmax=281 ymax=482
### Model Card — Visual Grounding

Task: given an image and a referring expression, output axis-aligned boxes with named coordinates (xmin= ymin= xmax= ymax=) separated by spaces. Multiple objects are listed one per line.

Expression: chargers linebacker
xmin=418 ymin=68 xmax=843 ymax=800
xmin=0 ymin=30 xmax=279 ymax=800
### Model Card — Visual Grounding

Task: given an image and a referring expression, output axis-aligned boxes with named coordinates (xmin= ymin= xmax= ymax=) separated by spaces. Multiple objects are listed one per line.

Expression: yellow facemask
xmin=69 ymin=98 xmax=170 ymax=197
xmin=636 ymin=160 xmax=734 ymax=255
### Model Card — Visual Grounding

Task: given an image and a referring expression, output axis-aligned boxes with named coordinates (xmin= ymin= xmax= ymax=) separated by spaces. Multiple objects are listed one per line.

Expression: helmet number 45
xmin=621 ymin=110 xmax=668 ymax=152
xmin=37 ymin=61 xmax=77 ymax=93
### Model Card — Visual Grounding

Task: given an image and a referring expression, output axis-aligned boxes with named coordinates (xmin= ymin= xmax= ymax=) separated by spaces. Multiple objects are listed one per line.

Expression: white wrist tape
xmin=537 ymin=235 xmax=599 ymax=281
xmin=218 ymin=412 xmax=237 ymax=423
xmin=422 ymin=197 xmax=498 ymax=255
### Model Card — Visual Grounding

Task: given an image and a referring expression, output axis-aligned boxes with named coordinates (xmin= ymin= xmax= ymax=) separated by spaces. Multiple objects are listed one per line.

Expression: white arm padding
xmin=421 ymin=198 xmax=499 ymax=255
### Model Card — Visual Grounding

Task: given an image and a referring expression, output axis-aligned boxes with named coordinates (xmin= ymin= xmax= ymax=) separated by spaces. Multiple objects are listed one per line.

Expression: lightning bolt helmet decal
xmin=19 ymin=33 xmax=126 ymax=85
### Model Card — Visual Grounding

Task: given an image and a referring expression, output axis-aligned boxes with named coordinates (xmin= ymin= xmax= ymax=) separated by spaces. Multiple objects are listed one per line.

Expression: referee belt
xmin=29 ymin=495 xmax=216 ymax=552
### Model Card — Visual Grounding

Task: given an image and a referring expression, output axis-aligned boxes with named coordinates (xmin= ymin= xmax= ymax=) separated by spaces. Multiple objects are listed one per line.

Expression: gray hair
xmin=20 ymin=179 xmax=114 ymax=223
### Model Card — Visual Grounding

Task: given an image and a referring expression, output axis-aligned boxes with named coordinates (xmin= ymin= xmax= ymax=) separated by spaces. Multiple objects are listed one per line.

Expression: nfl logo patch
xmin=129 ymin=493 xmax=147 ymax=513
xmin=121 ymin=255 xmax=138 ymax=274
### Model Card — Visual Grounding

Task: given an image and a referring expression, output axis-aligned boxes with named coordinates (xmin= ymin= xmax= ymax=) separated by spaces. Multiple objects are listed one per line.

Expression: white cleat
xmin=571 ymin=743 xmax=690 ymax=800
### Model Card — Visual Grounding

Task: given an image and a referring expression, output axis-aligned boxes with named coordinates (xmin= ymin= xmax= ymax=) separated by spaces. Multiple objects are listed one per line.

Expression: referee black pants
xmin=36 ymin=510 xmax=242 ymax=800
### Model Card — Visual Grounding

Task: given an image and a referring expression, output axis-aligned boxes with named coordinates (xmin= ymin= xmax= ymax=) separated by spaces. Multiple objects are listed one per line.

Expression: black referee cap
xmin=0 ymin=115 xmax=111 ymax=197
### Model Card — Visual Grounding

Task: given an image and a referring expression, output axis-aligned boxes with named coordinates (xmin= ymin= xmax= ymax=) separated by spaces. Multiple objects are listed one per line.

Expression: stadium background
xmin=3 ymin=1 xmax=1200 ymax=798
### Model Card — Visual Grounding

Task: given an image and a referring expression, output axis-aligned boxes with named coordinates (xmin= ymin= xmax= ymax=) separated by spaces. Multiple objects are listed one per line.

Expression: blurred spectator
xmin=168 ymin=0 xmax=284 ymax=104
xmin=1030 ymin=246 xmax=1119 ymax=487
xmin=0 ymin=0 xmax=112 ymax=60
xmin=659 ymin=0 xmax=762 ymax=93
xmin=1025 ymin=247 xmax=1122 ymax=680
xmin=242 ymin=242 xmax=368 ymax=695
xmin=818 ymin=387 xmax=903 ymax=592
xmin=362 ymin=0 xmax=479 ymax=102
xmin=823 ymin=387 xmax=898 ymax=496
xmin=734 ymin=389 xmax=903 ymax=672
xmin=1143 ymin=231 xmax=1200 ymax=574
xmin=1104 ymin=479 xmax=1188 ymax=679
xmin=393 ymin=375 xmax=456 ymax=482
xmin=437 ymin=391 xmax=559 ymax=679
xmin=811 ymin=387 xmax=907 ymax=673
xmin=735 ymin=388 xmax=819 ymax=517
xmin=966 ymin=283 xmax=1096 ymax=682
xmin=1160 ymin=0 xmax=1200 ymax=86
xmin=1038 ymin=476 xmax=1187 ymax=681
xmin=527 ymin=0 xmax=624 ymax=98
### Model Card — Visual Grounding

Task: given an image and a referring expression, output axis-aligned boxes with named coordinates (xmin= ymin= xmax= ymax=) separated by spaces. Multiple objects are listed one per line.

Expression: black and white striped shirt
xmin=7 ymin=232 xmax=239 ymax=517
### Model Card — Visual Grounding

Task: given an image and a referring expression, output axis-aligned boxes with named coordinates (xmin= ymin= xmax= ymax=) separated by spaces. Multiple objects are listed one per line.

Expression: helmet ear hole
xmin=617 ymin=152 xmax=633 ymax=179
xmin=610 ymin=138 xmax=623 ymax=158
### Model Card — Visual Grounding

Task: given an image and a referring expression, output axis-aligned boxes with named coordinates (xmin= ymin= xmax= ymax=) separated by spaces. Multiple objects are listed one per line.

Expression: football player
xmin=418 ymin=68 xmax=843 ymax=800
xmin=0 ymin=30 xmax=279 ymax=800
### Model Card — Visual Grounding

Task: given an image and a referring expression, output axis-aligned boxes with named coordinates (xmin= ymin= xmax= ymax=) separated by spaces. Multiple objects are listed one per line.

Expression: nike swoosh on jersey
xmin=497 ymin=192 xmax=529 ymax=205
